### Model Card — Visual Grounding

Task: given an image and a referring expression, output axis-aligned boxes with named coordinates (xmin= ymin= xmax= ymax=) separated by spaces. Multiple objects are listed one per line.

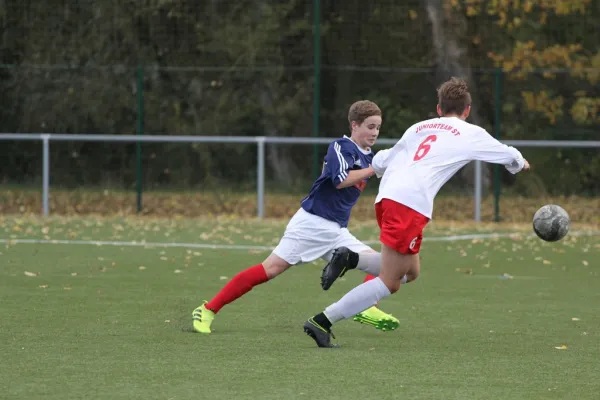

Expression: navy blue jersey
xmin=301 ymin=136 xmax=374 ymax=227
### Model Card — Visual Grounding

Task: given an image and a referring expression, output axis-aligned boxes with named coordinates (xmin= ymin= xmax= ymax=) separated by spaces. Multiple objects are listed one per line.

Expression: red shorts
xmin=375 ymin=199 xmax=430 ymax=254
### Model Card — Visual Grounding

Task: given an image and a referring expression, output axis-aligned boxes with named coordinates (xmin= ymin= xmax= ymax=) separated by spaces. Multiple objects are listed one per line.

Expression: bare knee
xmin=262 ymin=254 xmax=291 ymax=279
xmin=388 ymin=280 xmax=402 ymax=294
xmin=406 ymin=261 xmax=421 ymax=282
xmin=379 ymin=275 xmax=402 ymax=294
xmin=379 ymin=246 xmax=420 ymax=293
xmin=406 ymin=270 xmax=420 ymax=283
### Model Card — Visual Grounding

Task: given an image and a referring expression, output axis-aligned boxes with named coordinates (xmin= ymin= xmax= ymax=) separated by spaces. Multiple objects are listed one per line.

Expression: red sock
xmin=363 ymin=274 xmax=376 ymax=283
xmin=205 ymin=264 xmax=269 ymax=314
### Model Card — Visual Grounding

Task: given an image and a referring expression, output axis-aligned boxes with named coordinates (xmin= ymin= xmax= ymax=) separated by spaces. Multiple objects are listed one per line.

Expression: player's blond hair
xmin=437 ymin=77 xmax=472 ymax=116
xmin=348 ymin=100 xmax=382 ymax=130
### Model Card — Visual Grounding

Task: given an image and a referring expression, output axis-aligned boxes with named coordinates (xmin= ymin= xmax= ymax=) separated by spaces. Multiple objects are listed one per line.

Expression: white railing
xmin=1 ymin=133 xmax=599 ymax=221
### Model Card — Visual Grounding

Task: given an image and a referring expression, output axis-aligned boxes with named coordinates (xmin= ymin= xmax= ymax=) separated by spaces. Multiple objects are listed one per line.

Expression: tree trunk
xmin=425 ymin=0 xmax=490 ymax=190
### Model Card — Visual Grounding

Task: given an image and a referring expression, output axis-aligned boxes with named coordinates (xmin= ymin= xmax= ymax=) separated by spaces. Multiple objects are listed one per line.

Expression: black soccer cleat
xmin=321 ymin=246 xmax=356 ymax=290
xmin=303 ymin=319 xmax=340 ymax=348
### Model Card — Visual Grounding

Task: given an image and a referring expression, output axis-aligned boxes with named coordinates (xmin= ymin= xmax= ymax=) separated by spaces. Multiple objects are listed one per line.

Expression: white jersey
xmin=372 ymin=117 xmax=525 ymax=219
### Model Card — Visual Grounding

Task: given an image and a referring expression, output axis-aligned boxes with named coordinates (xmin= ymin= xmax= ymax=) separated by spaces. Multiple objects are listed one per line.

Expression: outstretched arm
xmin=470 ymin=131 xmax=530 ymax=174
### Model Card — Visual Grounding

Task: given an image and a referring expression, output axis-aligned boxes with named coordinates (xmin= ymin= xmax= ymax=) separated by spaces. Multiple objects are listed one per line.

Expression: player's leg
xmin=320 ymin=246 xmax=410 ymax=290
xmin=192 ymin=253 xmax=290 ymax=333
xmin=193 ymin=208 xmax=311 ymax=334
xmin=305 ymin=245 xmax=417 ymax=347
xmin=404 ymin=258 xmax=421 ymax=283
xmin=352 ymin=258 xmax=400 ymax=331
xmin=321 ymin=246 xmax=373 ymax=289
xmin=321 ymin=230 xmax=400 ymax=331
xmin=378 ymin=245 xmax=420 ymax=293
xmin=326 ymin=245 xmax=416 ymax=323
xmin=304 ymin=200 xmax=427 ymax=347
xmin=193 ymin=207 xmax=338 ymax=334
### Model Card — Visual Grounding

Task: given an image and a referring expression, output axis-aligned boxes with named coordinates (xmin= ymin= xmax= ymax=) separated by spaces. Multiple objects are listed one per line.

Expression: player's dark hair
xmin=437 ymin=77 xmax=472 ymax=116
xmin=348 ymin=100 xmax=382 ymax=130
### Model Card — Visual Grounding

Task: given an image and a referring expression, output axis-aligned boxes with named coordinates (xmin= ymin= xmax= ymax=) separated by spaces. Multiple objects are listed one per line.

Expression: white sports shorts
xmin=272 ymin=208 xmax=372 ymax=265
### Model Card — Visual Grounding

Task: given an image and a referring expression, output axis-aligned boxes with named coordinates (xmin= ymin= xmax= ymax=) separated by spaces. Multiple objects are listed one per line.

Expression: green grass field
xmin=1 ymin=216 xmax=599 ymax=400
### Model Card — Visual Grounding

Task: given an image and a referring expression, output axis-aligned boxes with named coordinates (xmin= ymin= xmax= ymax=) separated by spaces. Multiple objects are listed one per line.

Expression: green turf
xmin=1 ymin=216 xmax=599 ymax=399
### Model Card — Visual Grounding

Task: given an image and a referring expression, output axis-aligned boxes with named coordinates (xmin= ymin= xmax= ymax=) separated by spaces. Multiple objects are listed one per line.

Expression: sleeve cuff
xmin=505 ymin=156 xmax=525 ymax=174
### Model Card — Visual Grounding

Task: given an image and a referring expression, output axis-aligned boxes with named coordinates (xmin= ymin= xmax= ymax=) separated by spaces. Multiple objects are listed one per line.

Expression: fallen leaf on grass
xmin=71 ymin=272 xmax=78 ymax=276
xmin=24 ymin=271 xmax=38 ymax=277
xmin=455 ymin=268 xmax=473 ymax=275
xmin=572 ymin=317 xmax=580 ymax=321
xmin=554 ymin=345 xmax=568 ymax=350
xmin=219 ymin=276 xmax=228 ymax=280
xmin=174 ymin=269 xmax=182 ymax=274
xmin=500 ymin=273 xmax=514 ymax=280
xmin=38 ymin=285 xmax=48 ymax=289
xmin=582 ymin=261 xmax=589 ymax=266
xmin=138 ymin=266 xmax=146 ymax=270
xmin=63 ymin=287 xmax=72 ymax=290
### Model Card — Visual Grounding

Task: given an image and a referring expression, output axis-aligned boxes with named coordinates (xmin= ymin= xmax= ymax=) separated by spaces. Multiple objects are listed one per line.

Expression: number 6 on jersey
xmin=413 ymin=135 xmax=437 ymax=161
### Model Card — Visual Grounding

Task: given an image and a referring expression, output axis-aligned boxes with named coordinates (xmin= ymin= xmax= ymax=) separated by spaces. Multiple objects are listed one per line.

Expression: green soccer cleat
xmin=353 ymin=306 xmax=399 ymax=331
xmin=192 ymin=302 xmax=214 ymax=334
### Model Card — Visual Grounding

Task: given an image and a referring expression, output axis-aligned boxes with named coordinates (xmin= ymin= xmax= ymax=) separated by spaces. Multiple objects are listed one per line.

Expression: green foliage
xmin=0 ymin=0 xmax=598 ymax=194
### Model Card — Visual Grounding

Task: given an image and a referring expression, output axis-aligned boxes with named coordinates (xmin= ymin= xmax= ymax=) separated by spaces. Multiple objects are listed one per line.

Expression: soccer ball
xmin=532 ymin=204 xmax=570 ymax=242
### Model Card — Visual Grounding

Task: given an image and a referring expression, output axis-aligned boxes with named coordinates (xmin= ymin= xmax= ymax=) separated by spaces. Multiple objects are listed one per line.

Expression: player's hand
xmin=522 ymin=159 xmax=530 ymax=171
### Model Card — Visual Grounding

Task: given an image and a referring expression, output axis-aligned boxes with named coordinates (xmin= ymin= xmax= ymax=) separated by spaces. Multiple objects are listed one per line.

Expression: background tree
xmin=0 ymin=0 xmax=597 ymax=195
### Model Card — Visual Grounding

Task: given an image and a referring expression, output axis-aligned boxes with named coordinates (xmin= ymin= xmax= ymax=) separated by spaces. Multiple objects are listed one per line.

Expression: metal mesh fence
xmin=0 ymin=0 xmax=598 ymax=218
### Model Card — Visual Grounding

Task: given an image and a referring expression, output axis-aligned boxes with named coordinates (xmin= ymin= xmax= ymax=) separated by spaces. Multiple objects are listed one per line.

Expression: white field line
xmin=0 ymin=231 xmax=597 ymax=251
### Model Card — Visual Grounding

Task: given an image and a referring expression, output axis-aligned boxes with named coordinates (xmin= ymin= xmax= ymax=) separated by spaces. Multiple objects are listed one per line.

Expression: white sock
xmin=356 ymin=252 xmax=381 ymax=276
xmin=356 ymin=252 xmax=408 ymax=283
xmin=324 ymin=277 xmax=392 ymax=323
